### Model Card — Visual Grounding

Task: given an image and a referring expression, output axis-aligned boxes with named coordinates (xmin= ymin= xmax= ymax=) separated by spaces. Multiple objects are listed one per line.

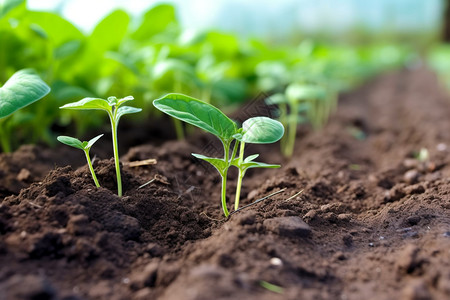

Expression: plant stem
xmin=220 ymin=173 xmax=229 ymax=217
xmin=234 ymin=141 xmax=246 ymax=211
xmin=84 ymin=150 xmax=100 ymax=188
xmin=109 ymin=113 xmax=122 ymax=197
xmin=0 ymin=123 xmax=11 ymax=153
xmin=285 ymin=103 xmax=298 ymax=158
xmin=220 ymin=139 xmax=232 ymax=217
xmin=173 ymin=119 xmax=185 ymax=140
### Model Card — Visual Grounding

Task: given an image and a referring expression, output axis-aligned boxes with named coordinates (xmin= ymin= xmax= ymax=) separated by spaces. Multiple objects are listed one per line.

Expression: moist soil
xmin=1 ymin=68 xmax=449 ymax=300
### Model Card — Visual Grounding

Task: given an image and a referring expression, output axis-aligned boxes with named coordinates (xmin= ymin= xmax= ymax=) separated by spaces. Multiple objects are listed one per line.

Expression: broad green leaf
xmin=60 ymin=97 xmax=111 ymax=111
xmin=286 ymin=84 xmax=327 ymax=102
xmin=132 ymin=4 xmax=177 ymax=41
xmin=237 ymin=117 xmax=284 ymax=144
xmin=192 ymin=153 xmax=228 ymax=174
xmin=0 ymin=0 xmax=23 ymax=19
xmin=26 ymin=11 xmax=84 ymax=46
xmin=153 ymin=93 xmax=237 ymax=140
xmin=116 ymin=106 xmax=142 ymax=122
xmin=0 ymin=69 xmax=50 ymax=119
xmin=86 ymin=134 xmax=104 ymax=149
xmin=88 ymin=10 xmax=130 ymax=54
xmin=57 ymin=136 xmax=84 ymax=150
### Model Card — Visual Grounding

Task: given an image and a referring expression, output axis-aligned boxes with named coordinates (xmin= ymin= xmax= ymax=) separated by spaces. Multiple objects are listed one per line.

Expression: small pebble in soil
xmin=437 ymin=143 xmax=447 ymax=151
xmin=263 ymin=216 xmax=312 ymax=238
xmin=368 ymin=242 xmax=374 ymax=247
xmin=443 ymin=231 xmax=450 ymax=238
xmin=404 ymin=170 xmax=420 ymax=184
xmin=270 ymin=257 xmax=283 ymax=267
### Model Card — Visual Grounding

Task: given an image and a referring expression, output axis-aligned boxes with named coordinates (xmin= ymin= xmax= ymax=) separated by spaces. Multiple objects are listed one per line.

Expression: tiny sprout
xmin=57 ymin=134 xmax=103 ymax=187
xmin=60 ymin=96 xmax=142 ymax=196
xmin=154 ymin=93 xmax=284 ymax=217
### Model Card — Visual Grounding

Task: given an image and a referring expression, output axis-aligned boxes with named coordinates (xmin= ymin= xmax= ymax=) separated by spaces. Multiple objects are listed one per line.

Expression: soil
xmin=1 ymin=68 xmax=450 ymax=300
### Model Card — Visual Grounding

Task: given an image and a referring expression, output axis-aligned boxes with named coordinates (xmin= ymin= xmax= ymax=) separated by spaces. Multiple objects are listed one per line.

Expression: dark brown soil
xmin=1 ymin=68 xmax=449 ymax=300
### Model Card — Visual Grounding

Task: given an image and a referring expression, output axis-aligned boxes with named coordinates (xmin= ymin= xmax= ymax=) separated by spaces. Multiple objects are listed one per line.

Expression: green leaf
xmin=0 ymin=69 xmax=50 ymax=119
xmin=0 ymin=0 xmax=23 ymax=19
xmin=192 ymin=153 xmax=228 ymax=174
xmin=153 ymin=93 xmax=237 ymax=140
xmin=57 ymin=136 xmax=84 ymax=150
xmin=132 ymin=4 xmax=177 ymax=41
xmin=231 ymin=157 xmax=280 ymax=171
xmin=244 ymin=154 xmax=259 ymax=162
xmin=88 ymin=10 xmax=130 ymax=54
xmin=116 ymin=95 xmax=134 ymax=106
xmin=116 ymin=106 xmax=142 ymax=122
xmin=60 ymin=97 xmax=111 ymax=111
xmin=86 ymin=134 xmax=104 ymax=149
xmin=237 ymin=117 xmax=284 ymax=144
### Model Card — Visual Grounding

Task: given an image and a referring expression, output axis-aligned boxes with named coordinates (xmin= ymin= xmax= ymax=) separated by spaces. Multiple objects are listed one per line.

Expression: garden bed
xmin=0 ymin=68 xmax=449 ymax=300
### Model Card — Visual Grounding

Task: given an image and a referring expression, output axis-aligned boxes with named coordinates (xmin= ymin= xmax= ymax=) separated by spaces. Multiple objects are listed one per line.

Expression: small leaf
xmin=231 ymin=157 xmax=280 ymax=171
xmin=57 ymin=136 xmax=84 ymax=150
xmin=244 ymin=154 xmax=259 ymax=163
xmin=0 ymin=69 xmax=50 ymax=119
xmin=117 ymin=95 xmax=134 ymax=106
xmin=237 ymin=117 xmax=284 ymax=144
xmin=86 ymin=134 xmax=104 ymax=149
xmin=116 ymin=106 xmax=142 ymax=122
xmin=60 ymin=97 xmax=111 ymax=111
xmin=192 ymin=153 xmax=228 ymax=174
xmin=153 ymin=93 xmax=237 ymax=140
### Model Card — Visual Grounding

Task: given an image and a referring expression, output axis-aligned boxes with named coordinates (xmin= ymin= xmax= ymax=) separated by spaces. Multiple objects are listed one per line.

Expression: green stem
xmin=234 ymin=141 xmax=246 ymax=211
xmin=220 ymin=173 xmax=229 ymax=217
xmin=173 ymin=119 xmax=185 ymax=140
xmin=0 ymin=123 xmax=11 ymax=153
xmin=109 ymin=113 xmax=122 ymax=197
xmin=84 ymin=150 xmax=100 ymax=188
xmin=285 ymin=103 xmax=298 ymax=158
xmin=220 ymin=139 xmax=232 ymax=217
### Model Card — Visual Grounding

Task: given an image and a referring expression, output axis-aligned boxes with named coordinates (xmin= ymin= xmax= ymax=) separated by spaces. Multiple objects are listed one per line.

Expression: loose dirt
xmin=0 ymin=68 xmax=449 ymax=300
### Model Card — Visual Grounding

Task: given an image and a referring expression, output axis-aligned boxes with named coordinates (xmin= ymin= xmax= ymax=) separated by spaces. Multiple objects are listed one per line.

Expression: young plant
xmin=153 ymin=93 xmax=284 ymax=217
xmin=60 ymin=96 xmax=141 ymax=196
xmin=0 ymin=69 xmax=50 ymax=152
xmin=267 ymin=83 xmax=327 ymax=158
xmin=57 ymin=134 xmax=104 ymax=187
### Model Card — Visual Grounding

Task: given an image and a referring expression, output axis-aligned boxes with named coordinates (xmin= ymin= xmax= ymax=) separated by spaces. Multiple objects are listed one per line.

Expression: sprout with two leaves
xmin=57 ymin=135 xmax=104 ymax=187
xmin=60 ymin=96 xmax=141 ymax=196
xmin=154 ymin=93 xmax=284 ymax=217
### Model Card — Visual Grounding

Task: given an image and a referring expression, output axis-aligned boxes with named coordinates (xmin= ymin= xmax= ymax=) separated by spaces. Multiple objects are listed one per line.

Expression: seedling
xmin=154 ymin=93 xmax=284 ymax=217
xmin=57 ymin=134 xmax=104 ymax=187
xmin=60 ymin=96 xmax=141 ymax=196
xmin=0 ymin=69 xmax=50 ymax=152
xmin=267 ymin=83 xmax=327 ymax=158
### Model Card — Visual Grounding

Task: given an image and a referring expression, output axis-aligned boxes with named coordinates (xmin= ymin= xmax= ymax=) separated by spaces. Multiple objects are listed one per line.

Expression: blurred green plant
xmin=0 ymin=0 xmax=411 ymax=153
xmin=0 ymin=69 xmax=50 ymax=152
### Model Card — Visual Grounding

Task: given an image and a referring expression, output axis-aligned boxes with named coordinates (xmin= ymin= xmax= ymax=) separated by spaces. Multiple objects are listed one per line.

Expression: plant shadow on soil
xmin=1 ymin=68 xmax=450 ymax=300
